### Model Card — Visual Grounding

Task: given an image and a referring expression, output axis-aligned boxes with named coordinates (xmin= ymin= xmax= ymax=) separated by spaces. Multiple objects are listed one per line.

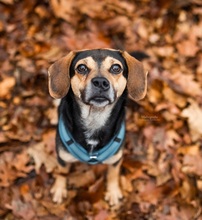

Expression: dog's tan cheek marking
xmin=113 ymin=75 xmax=127 ymax=97
xmin=71 ymin=74 xmax=84 ymax=98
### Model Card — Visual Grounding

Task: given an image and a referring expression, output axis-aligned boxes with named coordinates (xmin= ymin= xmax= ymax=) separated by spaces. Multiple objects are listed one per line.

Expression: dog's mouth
xmin=91 ymin=96 xmax=109 ymax=102
xmin=81 ymin=86 xmax=116 ymax=108
xmin=89 ymin=96 xmax=111 ymax=107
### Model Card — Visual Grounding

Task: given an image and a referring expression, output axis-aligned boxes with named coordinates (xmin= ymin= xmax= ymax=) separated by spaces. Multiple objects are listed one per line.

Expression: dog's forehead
xmin=72 ymin=49 xmax=125 ymax=67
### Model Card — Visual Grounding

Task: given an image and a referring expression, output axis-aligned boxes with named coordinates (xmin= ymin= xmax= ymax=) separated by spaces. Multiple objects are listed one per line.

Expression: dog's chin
xmin=88 ymin=97 xmax=111 ymax=108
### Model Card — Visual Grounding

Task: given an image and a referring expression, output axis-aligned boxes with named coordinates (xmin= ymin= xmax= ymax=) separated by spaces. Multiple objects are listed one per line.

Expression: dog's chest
xmin=79 ymin=103 xmax=113 ymax=140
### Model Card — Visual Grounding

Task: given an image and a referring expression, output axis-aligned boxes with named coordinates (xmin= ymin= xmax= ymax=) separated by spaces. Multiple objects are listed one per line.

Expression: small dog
xmin=48 ymin=49 xmax=147 ymax=206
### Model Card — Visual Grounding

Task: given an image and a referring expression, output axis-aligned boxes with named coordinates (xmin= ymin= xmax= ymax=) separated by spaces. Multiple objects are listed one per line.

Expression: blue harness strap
xmin=58 ymin=116 xmax=125 ymax=164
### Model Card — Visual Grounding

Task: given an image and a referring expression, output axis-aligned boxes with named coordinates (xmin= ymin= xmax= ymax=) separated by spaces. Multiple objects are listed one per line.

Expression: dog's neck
xmin=78 ymin=100 xmax=115 ymax=133
xmin=78 ymin=100 xmax=116 ymax=147
xmin=60 ymin=89 xmax=126 ymax=151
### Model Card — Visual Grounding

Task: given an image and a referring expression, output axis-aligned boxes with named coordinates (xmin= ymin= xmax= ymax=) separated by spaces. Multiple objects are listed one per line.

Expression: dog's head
xmin=48 ymin=49 xmax=147 ymax=107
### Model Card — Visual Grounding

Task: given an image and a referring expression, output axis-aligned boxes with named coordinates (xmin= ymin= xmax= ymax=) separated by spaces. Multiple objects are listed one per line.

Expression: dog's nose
xmin=91 ymin=77 xmax=110 ymax=91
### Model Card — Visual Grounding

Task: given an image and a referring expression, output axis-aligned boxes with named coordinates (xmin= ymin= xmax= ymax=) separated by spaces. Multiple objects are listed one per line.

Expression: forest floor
xmin=0 ymin=0 xmax=202 ymax=219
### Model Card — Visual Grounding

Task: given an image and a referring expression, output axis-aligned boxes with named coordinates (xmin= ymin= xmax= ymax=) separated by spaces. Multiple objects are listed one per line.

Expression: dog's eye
xmin=109 ymin=64 xmax=122 ymax=74
xmin=76 ymin=64 xmax=88 ymax=74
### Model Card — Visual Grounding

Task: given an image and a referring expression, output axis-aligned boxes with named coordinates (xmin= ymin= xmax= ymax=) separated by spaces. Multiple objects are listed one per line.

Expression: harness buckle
xmin=89 ymin=153 xmax=98 ymax=160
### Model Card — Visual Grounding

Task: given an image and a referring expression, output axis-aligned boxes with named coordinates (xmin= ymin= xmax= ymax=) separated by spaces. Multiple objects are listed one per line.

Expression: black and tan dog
xmin=48 ymin=49 xmax=147 ymax=206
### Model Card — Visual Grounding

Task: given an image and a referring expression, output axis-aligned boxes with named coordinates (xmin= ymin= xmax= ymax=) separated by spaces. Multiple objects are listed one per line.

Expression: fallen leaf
xmin=153 ymin=46 xmax=174 ymax=57
xmin=179 ymin=177 xmax=196 ymax=202
xmin=177 ymin=145 xmax=200 ymax=156
xmin=12 ymin=150 xmax=33 ymax=174
xmin=182 ymin=154 xmax=202 ymax=176
xmin=68 ymin=170 xmax=96 ymax=188
xmin=11 ymin=199 xmax=36 ymax=220
xmin=45 ymin=108 xmax=58 ymax=125
xmin=0 ymin=0 xmax=13 ymax=4
xmin=163 ymin=85 xmax=187 ymax=108
xmin=181 ymin=100 xmax=202 ymax=141
xmin=163 ymin=71 xmax=201 ymax=97
xmin=0 ymin=151 xmax=33 ymax=187
xmin=0 ymin=77 xmax=15 ymax=99
xmin=27 ymin=142 xmax=58 ymax=173
xmin=177 ymin=39 xmax=199 ymax=57
xmin=164 ymin=129 xmax=181 ymax=148
xmin=94 ymin=209 xmax=109 ymax=220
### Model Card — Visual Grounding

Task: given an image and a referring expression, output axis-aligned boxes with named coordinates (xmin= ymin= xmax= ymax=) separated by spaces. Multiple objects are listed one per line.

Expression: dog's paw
xmin=105 ymin=184 xmax=123 ymax=206
xmin=51 ymin=175 xmax=67 ymax=203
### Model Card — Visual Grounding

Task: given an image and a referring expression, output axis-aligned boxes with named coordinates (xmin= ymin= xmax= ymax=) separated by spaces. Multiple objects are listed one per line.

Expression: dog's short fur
xmin=48 ymin=49 xmax=147 ymax=206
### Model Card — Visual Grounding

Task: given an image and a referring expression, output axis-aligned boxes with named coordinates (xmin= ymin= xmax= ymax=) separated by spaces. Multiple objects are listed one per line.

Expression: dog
xmin=48 ymin=48 xmax=147 ymax=206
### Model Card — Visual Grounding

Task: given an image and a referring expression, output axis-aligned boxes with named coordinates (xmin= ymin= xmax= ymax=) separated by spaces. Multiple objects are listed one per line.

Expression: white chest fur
xmin=78 ymin=101 xmax=114 ymax=140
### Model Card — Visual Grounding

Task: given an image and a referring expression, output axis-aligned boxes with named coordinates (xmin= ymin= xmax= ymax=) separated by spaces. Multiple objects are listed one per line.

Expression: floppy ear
xmin=122 ymin=51 xmax=148 ymax=101
xmin=48 ymin=51 xmax=76 ymax=99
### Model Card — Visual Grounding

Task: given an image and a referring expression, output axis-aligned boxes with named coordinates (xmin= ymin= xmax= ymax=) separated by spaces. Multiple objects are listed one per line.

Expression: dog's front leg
xmin=51 ymin=163 xmax=71 ymax=203
xmin=105 ymin=159 xmax=123 ymax=206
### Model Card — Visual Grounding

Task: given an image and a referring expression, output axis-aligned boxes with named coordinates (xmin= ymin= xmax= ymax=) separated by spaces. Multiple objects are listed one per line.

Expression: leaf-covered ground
xmin=0 ymin=0 xmax=202 ymax=219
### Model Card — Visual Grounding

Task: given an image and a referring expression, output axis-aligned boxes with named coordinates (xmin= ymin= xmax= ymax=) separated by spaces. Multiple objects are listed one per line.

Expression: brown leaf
xmin=138 ymin=180 xmax=175 ymax=205
xmin=94 ymin=209 xmax=109 ymax=220
xmin=0 ymin=151 xmax=33 ymax=187
xmin=178 ymin=145 xmax=202 ymax=176
xmin=68 ymin=170 xmax=96 ymax=188
xmin=164 ymin=129 xmax=181 ymax=148
xmin=179 ymin=177 xmax=196 ymax=202
xmin=27 ymin=142 xmax=58 ymax=173
xmin=0 ymin=77 xmax=15 ymax=99
xmin=11 ymin=199 xmax=36 ymax=220
xmin=12 ymin=150 xmax=33 ymax=175
xmin=181 ymin=100 xmax=202 ymax=141
xmin=0 ymin=132 xmax=9 ymax=143
xmin=153 ymin=46 xmax=174 ymax=57
xmin=0 ymin=0 xmax=13 ymax=4
xmin=163 ymin=85 xmax=187 ymax=108
xmin=182 ymin=154 xmax=202 ymax=176
xmin=177 ymin=145 xmax=200 ymax=156
xmin=177 ymin=39 xmax=199 ymax=57
xmin=50 ymin=0 xmax=78 ymax=24
xmin=163 ymin=71 xmax=201 ymax=97
xmin=45 ymin=108 xmax=58 ymax=125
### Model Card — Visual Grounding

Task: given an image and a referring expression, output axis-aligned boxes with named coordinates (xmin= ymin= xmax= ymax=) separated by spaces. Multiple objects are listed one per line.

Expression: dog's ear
xmin=122 ymin=51 xmax=148 ymax=101
xmin=48 ymin=51 xmax=76 ymax=99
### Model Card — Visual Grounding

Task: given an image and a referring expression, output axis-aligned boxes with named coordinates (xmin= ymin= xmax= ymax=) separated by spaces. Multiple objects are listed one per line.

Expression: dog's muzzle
xmin=82 ymin=77 xmax=116 ymax=107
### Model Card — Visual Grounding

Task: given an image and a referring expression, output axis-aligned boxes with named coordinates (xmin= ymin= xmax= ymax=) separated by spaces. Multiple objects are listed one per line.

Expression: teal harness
xmin=58 ymin=116 xmax=125 ymax=164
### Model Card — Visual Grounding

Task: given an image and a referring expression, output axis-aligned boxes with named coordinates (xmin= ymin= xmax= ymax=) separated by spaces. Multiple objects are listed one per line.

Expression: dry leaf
xmin=164 ymin=71 xmax=201 ymax=97
xmin=164 ymin=129 xmax=181 ymax=148
xmin=45 ymin=107 xmax=58 ymax=125
xmin=163 ymin=85 xmax=187 ymax=108
xmin=153 ymin=46 xmax=174 ymax=57
xmin=68 ymin=170 xmax=96 ymax=188
xmin=12 ymin=150 xmax=33 ymax=176
xmin=177 ymin=39 xmax=199 ymax=57
xmin=0 ymin=77 xmax=15 ymax=99
xmin=11 ymin=199 xmax=36 ymax=220
xmin=181 ymin=100 xmax=202 ymax=141
xmin=0 ymin=0 xmax=13 ymax=4
xmin=179 ymin=177 xmax=196 ymax=202
xmin=0 ymin=151 xmax=33 ymax=187
xmin=182 ymin=154 xmax=202 ymax=176
xmin=27 ymin=142 xmax=58 ymax=173
xmin=177 ymin=145 xmax=200 ymax=156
